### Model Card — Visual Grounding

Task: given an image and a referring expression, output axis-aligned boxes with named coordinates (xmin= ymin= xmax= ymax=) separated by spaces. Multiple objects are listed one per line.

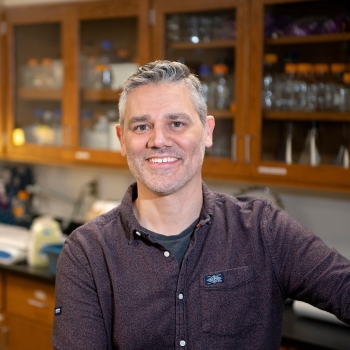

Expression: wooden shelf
xmin=18 ymin=88 xmax=62 ymax=101
xmin=82 ymin=88 xmax=122 ymax=102
xmin=263 ymin=110 xmax=350 ymax=122
xmin=209 ymin=108 xmax=234 ymax=119
xmin=265 ymin=32 xmax=350 ymax=46
xmin=168 ymin=39 xmax=236 ymax=50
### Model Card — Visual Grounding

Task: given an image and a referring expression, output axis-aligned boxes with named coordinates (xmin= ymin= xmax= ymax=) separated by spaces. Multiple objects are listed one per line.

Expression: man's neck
xmin=132 ymin=181 xmax=203 ymax=236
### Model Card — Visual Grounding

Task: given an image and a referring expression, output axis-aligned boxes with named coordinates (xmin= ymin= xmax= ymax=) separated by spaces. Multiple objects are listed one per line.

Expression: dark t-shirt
xmin=146 ymin=218 xmax=199 ymax=265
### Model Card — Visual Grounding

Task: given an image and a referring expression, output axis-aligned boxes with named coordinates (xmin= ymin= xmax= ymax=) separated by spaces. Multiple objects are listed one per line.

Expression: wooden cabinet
xmin=248 ymin=0 xmax=350 ymax=192
xmin=151 ymin=0 xmax=250 ymax=181
xmin=4 ymin=0 xmax=149 ymax=167
xmin=1 ymin=0 xmax=350 ymax=193
xmin=0 ymin=274 xmax=54 ymax=350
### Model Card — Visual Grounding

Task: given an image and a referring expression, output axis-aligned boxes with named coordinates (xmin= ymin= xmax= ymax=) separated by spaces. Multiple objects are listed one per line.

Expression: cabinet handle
xmin=231 ymin=134 xmax=237 ymax=162
xmin=245 ymin=134 xmax=251 ymax=163
xmin=27 ymin=298 xmax=47 ymax=308
xmin=0 ymin=325 xmax=9 ymax=350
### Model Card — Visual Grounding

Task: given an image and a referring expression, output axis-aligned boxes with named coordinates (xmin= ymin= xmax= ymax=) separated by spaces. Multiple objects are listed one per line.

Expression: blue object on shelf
xmin=40 ymin=243 xmax=64 ymax=275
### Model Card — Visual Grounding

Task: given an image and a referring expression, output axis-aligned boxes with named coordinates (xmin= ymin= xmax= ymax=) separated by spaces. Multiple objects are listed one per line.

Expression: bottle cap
xmin=343 ymin=73 xmax=350 ymax=84
xmin=17 ymin=190 xmax=30 ymax=201
xmin=264 ymin=53 xmax=278 ymax=63
xmin=314 ymin=64 xmax=329 ymax=73
xmin=330 ymin=63 xmax=346 ymax=73
xmin=297 ymin=63 xmax=312 ymax=73
xmin=27 ymin=58 xmax=39 ymax=66
xmin=284 ymin=63 xmax=297 ymax=73
xmin=213 ymin=64 xmax=228 ymax=74
xmin=42 ymin=58 xmax=53 ymax=66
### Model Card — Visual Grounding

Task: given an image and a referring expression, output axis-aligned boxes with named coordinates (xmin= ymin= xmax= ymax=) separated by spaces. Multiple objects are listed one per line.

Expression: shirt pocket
xmin=200 ymin=266 xmax=260 ymax=337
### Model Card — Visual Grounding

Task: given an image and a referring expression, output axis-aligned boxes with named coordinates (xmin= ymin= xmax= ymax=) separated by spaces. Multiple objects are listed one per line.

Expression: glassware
xmin=261 ymin=53 xmax=278 ymax=110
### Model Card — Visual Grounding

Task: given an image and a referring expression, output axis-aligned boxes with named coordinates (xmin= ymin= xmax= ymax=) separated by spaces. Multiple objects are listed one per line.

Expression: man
xmin=52 ymin=60 xmax=350 ymax=350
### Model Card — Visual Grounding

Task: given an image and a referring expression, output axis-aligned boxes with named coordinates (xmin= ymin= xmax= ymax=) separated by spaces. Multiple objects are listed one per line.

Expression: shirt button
xmin=180 ymin=340 xmax=186 ymax=347
xmin=178 ymin=293 xmax=184 ymax=300
xmin=164 ymin=251 xmax=170 ymax=257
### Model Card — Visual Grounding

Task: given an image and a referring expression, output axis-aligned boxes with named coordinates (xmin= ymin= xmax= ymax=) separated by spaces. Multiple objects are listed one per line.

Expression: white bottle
xmin=28 ymin=215 xmax=63 ymax=268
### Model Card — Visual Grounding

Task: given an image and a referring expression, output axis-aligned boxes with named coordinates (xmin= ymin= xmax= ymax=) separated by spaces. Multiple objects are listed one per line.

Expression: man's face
xmin=117 ymin=83 xmax=214 ymax=195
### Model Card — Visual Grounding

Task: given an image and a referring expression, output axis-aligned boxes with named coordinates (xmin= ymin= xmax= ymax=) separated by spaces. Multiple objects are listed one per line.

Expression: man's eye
xmin=172 ymin=121 xmax=184 ymax=128
xmin=135 ymin=125 xmax=149 ymax=131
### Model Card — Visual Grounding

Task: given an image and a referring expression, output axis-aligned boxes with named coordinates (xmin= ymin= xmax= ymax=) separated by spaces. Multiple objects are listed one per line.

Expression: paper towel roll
xmin=293 ymin=301 xmax=349 ymax=327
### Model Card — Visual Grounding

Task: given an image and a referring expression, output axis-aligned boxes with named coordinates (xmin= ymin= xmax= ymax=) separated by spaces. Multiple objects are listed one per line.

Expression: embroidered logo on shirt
xmin=205 ymin=273 xmax=224 ymax=285
xmin=55 ymin=307 xmax=62 ymax=316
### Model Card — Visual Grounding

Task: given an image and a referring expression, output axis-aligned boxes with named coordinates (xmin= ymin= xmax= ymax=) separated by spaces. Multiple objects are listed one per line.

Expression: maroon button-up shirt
xmin=52 ymin=182 xmax=350 ymax=349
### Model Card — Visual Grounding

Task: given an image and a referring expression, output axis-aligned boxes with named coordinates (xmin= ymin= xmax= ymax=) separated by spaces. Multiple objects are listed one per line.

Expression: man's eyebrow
xmin=165 ymin=113 xmax=192 ymax=122
xmin=127 ymin=115 xmax=151 ymax=128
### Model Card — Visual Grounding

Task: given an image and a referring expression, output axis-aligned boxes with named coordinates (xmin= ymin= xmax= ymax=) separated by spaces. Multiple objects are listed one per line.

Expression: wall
xmin=28 ymin=162 xmax=350 ymax=260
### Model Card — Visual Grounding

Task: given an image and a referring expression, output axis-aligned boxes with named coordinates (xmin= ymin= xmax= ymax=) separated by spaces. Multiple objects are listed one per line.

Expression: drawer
xmin=6 ymin=275 xmax=55 ymax=326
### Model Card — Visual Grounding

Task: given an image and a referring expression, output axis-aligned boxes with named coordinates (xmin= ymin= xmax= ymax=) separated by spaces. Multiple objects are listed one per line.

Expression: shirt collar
xmin=120 ymin=182 xmax=215 ymax=243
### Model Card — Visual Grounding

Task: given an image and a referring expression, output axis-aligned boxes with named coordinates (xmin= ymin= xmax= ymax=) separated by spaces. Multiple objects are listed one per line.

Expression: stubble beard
xmin=126 ymin=142 xmax=206 ymax=196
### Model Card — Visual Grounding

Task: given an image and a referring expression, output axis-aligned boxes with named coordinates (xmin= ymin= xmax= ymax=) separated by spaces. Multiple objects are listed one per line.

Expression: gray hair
xmin=118 ymin=60 xmax=207 ymax=130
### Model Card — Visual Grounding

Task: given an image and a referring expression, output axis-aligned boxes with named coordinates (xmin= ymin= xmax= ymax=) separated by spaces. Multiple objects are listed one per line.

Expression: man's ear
xmin=116 ymin=124 xmax=126 ymax=157
xmin=204 ymin=116 xmax=215 ymax=148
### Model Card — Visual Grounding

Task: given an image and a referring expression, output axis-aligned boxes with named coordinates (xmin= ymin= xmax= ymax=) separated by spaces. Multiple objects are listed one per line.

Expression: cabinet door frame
xmin=0 ymin=10 xmax=5 ymax=157
xmin=61 ymin=0 xmax=150 ymax=168
xmin=248 ymin=0 xmax=350 ymax=193
xmin=151 ymin=0 xmax=251 ymax=181
xmin=5 ymin=3 xmax=73 ymax=164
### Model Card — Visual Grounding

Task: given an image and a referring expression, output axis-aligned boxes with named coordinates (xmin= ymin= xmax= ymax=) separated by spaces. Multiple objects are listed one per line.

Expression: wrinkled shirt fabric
xmin=52 ymin=182 xmax=350 ymax=350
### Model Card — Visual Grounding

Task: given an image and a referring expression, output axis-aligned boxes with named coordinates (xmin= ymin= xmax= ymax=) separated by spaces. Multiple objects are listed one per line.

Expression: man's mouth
xmin=148 ymin=157 xmax=179 ymax=163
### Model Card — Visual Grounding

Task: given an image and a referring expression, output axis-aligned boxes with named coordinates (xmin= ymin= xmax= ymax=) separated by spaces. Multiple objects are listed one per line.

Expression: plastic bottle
xmin=11 ymin=190 xmax=32 ymax=228
xmin=212 ymin=63 xmax=231 ymax=110
xmin=198 ymin=64 xmax=213 ymax=107
xmin=314 ymin=64 xmax=332 ymax=111
xmin=330 ymin=63 xmax=346 ymax=111
xmin=90 ymin=114 xmax=109 ymax=149
xmin=80 ymin=109 xmax=93 ymax=148
xmin=261 ymin=53 xmax=279 ymax=110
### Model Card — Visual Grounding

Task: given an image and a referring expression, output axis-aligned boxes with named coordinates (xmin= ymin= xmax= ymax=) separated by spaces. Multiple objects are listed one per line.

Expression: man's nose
xmin=147 ymin=125 xmax=172 ymax=148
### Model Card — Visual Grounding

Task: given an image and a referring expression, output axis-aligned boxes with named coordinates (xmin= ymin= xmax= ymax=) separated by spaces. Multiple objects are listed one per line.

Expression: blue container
xmin=40 ymin=243 xmax=64 ymax=275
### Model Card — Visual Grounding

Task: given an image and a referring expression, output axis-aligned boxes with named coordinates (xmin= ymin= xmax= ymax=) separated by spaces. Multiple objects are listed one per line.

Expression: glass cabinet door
xmin=79 ymin=17 xmax=139 ymax=152
xmin=5 ymin=4 xmax=69 ymax=162
xmin=69 ymin=0 xmax=149 ymax=166
xmin=152 ymin=0 xmax=250 ymax=180
xmin=249 ymin=0 xmax=350 ymax=191
xmin=13 ymin=22 xmax=63 ymax=147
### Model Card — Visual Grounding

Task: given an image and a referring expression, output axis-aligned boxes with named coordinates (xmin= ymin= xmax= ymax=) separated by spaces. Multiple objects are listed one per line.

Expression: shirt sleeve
xmin=262 ymin=203 xmax=350 ymax=325
xmin=52 ymin=233 xmax=111 ymax=350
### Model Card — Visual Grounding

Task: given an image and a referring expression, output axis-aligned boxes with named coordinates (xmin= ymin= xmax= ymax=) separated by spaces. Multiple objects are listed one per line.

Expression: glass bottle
xmin=282 ymin=63 xmax=297 ymax=111
xmin=314 ymin=64 xmax=332 ymax=112
xmin=198 ymin=64 xmax=213 ymax=107
xmin=339 ymin=72 xmax=350 ymax=112
xmin=330 ymin=63 xmax=346 ymax=111
xmin=212 ymin=63 xmax=231 ymax=110
xmin=299 ymin=121 xmax=321 ymax=166
xmin=261 ymin=53 xmax=278 ymax=110
xmin=295 ymin=63 xmax=313 ymax=111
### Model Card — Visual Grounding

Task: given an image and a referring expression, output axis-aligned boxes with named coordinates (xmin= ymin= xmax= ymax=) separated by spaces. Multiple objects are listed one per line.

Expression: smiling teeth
xmin=149 ymin=157 xmax=178 ymax=163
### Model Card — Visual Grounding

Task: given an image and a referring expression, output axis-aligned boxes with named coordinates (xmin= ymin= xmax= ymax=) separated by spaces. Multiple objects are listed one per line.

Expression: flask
xmin=261 ymin=53 xmax=279 ymax=110
xmin=212 ymin=63 xmax=231 ymax=110
xmin=299 ymin=121 xmax=321 ymax=166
